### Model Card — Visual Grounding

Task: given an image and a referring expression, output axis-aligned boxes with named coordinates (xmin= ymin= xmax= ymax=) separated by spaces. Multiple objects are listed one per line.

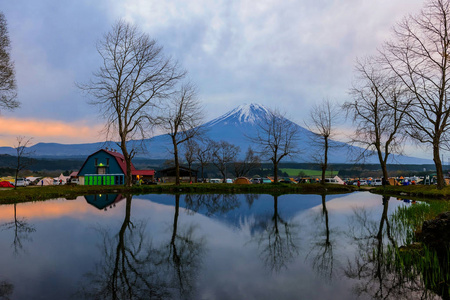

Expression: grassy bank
xmin=372 ymin=184 xmax=450 ymax=200
xmin=0 ymin=183 xmax=356 ymax=204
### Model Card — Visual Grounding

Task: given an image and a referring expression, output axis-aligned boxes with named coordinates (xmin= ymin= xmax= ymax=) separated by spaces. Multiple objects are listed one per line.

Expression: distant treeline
xmin=0 ymin=154 xmax=441 ymax=178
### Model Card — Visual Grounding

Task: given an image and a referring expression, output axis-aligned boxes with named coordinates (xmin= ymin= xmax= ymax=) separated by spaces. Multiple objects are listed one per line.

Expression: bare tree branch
xmin=79 ymin=20 xmax=185 ymax=186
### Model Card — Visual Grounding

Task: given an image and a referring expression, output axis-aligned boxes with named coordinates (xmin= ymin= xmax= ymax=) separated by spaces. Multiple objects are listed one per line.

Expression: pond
xmin=0 ymin=192 xmax=440 ymax=299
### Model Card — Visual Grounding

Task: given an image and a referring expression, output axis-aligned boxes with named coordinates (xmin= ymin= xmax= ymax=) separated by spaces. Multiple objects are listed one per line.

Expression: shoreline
xmin=0 ymin=183 xmax=356 ymax=204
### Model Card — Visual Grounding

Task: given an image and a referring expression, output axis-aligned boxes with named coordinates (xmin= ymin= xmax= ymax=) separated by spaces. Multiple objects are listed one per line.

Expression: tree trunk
xmin=121 ymin=145 xmax=133 ymax=187
xmin=173 ymin=137 xmax=180 ymax=186
xmin=201 ymin=165 xmax=204 ymax=183
xmin=377 ymin=145 xmax=390 ymax=186
xmin=273 ymin=161 xmax=278 ymax=183
xmin=321 ymin=137 xmax=328 ymax=185
xmin=222 ymin=165 xmax=227 ymax=183
xmin=188 ymin=162 xmax=192 ymax=183
xmin=380 ymin=162 xmax=389 ymax=186
xmin=433 ymin=143 xmax=445 ymax=189
xmin=14 ymin=169 xmax=18 ymax=189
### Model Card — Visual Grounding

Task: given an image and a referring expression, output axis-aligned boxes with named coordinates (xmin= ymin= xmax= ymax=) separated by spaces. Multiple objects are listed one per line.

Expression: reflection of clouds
xmin=0 ymin=198 xmax=124 ymax=221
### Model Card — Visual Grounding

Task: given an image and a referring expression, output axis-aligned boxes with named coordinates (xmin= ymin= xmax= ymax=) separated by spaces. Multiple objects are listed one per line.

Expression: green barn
xmin=77 ymin=148 xmax=155 ymax=185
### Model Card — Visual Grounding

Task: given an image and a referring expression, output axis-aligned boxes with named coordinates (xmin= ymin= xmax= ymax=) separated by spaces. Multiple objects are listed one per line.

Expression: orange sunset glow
xmin=0 ymin=117 xmax=104 ymax=146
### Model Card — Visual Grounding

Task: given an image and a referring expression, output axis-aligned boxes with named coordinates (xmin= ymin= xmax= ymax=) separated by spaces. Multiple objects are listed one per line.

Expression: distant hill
xmin=0 ymin=103 xmax=432 ymax=164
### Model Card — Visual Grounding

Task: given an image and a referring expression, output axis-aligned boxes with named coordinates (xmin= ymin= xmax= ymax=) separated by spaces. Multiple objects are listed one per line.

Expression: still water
xmin=0 ymin=192 xmax=434 ymax=299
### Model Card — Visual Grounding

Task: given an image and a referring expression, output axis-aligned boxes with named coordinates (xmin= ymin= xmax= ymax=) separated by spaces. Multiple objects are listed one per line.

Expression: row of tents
xmin=0 ymin=174 xmax=70 ymax=187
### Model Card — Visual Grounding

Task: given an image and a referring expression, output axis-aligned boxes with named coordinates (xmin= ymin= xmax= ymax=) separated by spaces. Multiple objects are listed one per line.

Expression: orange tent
xmin=234 ymin=177 xmax=251 ymax=184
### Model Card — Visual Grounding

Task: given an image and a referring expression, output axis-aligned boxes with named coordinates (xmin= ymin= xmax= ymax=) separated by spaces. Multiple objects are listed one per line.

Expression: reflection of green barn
xmin=78 ymin=149 xmax=155 ymax=185
xmin=84 ymin=194 xmax=125 ymax=210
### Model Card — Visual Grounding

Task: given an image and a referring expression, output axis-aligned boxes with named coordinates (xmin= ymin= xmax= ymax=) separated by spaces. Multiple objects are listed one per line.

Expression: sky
xmin=1 ymin=0 xmax=428 ymax=156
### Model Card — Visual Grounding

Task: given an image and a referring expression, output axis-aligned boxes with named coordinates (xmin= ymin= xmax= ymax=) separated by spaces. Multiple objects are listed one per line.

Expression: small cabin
xmin=158 ymin=166 xmax=198 ymax=183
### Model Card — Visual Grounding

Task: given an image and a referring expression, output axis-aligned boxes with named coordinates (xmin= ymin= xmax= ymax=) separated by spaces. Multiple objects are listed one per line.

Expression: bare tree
xmin=13 ymin=136 xmax=34 ymax=189
xmin=250 ymin=109 xmax=300 ymax=183
xmin=306 ymin=99 xmax=341 ymax=184
xmin=211 ymin=140 xmax=240 ymax=183
xmin=79 ymin=20 xmax=185 ymax=186
xmin=156 ymin=83 xmax=203 ymax=185
xmin=0 ymin=12 xmax=19 ymax=112
xmin=183 ymin=139 xmax=197 ymax=183
xmin=194 ymin=139 xmax=214 ymax=182
xmin=233 ymin=147 xmax=261 ymax=178
xmin=381 ymin=0 xmax=450 ymax=189
xmin=344 ymin=57 xmax=409 ymax=185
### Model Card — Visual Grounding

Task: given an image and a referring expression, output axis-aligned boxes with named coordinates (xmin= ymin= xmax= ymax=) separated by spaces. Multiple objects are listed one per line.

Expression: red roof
xmin=132 ymin=170 xmax=155 ymax=176
xmin=104 ymin=149 xmax=136 ymax=174
xmin=79 ymin=149 xmax=155 ymax=176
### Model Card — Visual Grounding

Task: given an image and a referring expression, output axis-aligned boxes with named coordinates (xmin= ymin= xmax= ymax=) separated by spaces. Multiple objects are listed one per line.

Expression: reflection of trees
xmin=79 ymin=194 xmax=169 ymax=299
xmin=0 ymin=203 xmax=35 ymax=256
xmin=253 ymin=195 xmax=300 ymax=273
xmin=0 ymin=279 xmax=14 ymax=299
xmin=308 ymin=194 xmax=335 ymax=281
xmin=345 ymin=196 xmax=433 ymax=300
xmin=79 ymin=194 xmax=205 ymax=300
xmin=184 ymin=194 xmax=240 ymax=216
xmin=165 ymin=194 xmax=205 ymax=299
xmin=244 ymin=194 xmax=260 ymax=208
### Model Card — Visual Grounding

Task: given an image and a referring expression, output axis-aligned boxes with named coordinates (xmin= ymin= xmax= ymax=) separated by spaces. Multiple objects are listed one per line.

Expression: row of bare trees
xmin=181 ymin=139 xmax=260 ymax=183
xmin=342 ymin=0 xmax=450 ymax=189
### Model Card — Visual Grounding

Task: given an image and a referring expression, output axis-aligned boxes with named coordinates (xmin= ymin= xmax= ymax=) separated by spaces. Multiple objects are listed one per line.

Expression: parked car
xmin=372 ymin=179 xmax=383 ymax=186
xmin=15 ymin=178 xmax=28 ymax=187
xmin=353 ymin=180 xmax=368 ymax=186
xmin=252 ymin=178 xmax=262 ymax=184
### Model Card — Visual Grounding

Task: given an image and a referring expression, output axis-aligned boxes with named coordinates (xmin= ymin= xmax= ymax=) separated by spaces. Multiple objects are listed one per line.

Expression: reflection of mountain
xmin=84 ymin=194 xmax=125 ymax=210
xmin=136 ymin=193 xmax=345 ymax=230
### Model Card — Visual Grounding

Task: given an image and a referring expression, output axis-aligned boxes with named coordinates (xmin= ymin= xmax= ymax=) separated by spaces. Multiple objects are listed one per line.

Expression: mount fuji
xmin=0 ymin=103 xmax=432 ymax=164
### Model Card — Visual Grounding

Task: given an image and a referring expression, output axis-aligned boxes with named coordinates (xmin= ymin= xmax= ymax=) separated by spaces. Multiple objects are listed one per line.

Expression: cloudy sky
xmin=1 ymin=0 xmax=426 ymax=154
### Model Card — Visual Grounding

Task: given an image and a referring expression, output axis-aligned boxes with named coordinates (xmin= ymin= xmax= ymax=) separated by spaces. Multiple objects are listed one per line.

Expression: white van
xmin=15 ymin=178 xmax=28 ymax=187
xmin=372 ymin=179 xmax=383 ymax=186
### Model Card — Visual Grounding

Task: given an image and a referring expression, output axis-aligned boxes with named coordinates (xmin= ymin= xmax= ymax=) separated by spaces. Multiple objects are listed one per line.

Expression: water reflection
xmin=345 ymin=195 xmax=436 ymax=300
xmin=166 ymin=194 xmax=205 ymax=299
xmin=78 ymin=194 xmax=169 ymax=299
xmin=184 ymin=194 xmax=240 ymax=216
xmin=84 ymin=194 xmax=125 ymax=211
xmin=252 ymin=194 xmax=300 ymax=273
xmin=0 ymin=279 xmax=13 ymax=299
xmin=0 ymin=203 xmax=35 ymax=256
xmin=0 ymin=192 xmax=439 ymax=299
xmin=78 ymin=194 xmax=205 ymax=300
xmin=308 ymin=194 xmax=335 ymax=281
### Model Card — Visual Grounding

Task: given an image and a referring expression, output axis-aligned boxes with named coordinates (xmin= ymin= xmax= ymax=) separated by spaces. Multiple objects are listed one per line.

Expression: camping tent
xmin=54 ymin=173 xmax=69 ymax=185
xmin=39 ymin=177 xmax=53 ymax=186
xmin=234 ymin=177 xmax=251 ymax=184
xmin=333 ymin=176 xmax=345 ymax=185
xmin=0 ymin=181 xmax=14 ymax=188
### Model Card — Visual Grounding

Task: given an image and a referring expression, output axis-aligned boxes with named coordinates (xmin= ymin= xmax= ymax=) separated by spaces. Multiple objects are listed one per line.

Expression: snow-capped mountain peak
xmin=204 ymin=103 xmax=271 ymax=127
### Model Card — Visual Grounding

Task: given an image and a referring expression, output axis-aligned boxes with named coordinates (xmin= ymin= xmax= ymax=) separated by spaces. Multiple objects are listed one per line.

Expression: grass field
xmin=280 ymin=169 xmax=324 ymax=177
